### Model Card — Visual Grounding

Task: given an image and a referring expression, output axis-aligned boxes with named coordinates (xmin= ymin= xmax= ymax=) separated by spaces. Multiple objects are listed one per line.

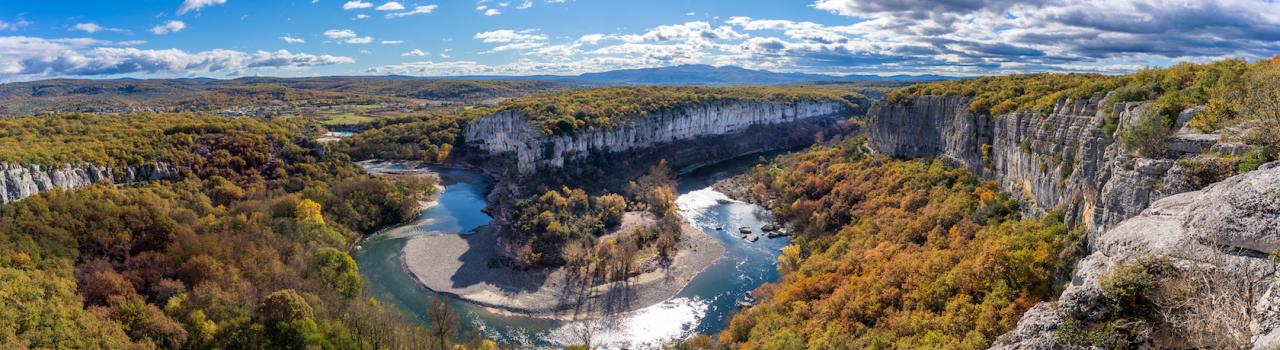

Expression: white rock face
xmin=993 ymin=163 xmax=1280 ymax=349
xmin=868 ymin=94 xmax=1215 ymax=242
xmin=0 ymin=162 xmax=177 ymax=204
xmin=867 ymin=94 xmax=1267 ymax=348
xmin=463 ymin=101 xmax=849 ymax=173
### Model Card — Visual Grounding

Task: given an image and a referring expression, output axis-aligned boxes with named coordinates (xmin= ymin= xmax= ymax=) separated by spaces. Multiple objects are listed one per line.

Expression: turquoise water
xmin=353 ymin=155 xmax=788 ymax=348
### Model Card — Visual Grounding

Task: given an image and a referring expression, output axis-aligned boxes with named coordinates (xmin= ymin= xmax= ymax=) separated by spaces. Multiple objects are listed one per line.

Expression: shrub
xmin=1118 ymin=112 xmax=1173 ymax=157
xmin=1238 ymin=146 xmax=1275 ymax=173
xmin=1176 ymin=157 xmax=1236 ymax=188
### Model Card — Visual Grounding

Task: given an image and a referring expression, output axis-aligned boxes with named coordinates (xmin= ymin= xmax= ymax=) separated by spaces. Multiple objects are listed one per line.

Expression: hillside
xmin=0 ymin=77 xmax=563 ymax=117
xmin=0 ymin=113 xmax=468 ymax=349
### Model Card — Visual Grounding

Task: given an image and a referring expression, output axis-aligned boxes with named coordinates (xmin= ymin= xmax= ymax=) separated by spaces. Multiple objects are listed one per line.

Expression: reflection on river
xmin=354 ymin=154 xmax=789 ymax=349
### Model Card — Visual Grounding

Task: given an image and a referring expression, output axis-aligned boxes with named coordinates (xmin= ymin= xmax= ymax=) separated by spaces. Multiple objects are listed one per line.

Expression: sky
xmin=1 ymin=0 xmax=1279 ymax=82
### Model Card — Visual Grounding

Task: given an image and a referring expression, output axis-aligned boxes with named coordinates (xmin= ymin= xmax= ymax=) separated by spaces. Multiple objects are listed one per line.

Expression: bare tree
xmin=426 ymin=295 xmax=460 ymax=350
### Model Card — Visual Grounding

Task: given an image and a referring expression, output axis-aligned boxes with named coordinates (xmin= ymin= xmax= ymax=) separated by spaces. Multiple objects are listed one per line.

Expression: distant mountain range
xmin=451 ymin=64 xmax=953 ymax=86
xmin=0 ymin=65 xmax=953 ymax=115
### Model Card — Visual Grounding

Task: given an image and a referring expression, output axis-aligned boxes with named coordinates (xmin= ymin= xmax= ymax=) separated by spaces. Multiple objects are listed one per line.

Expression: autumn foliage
xmin=713 ymin=141 xmax=1080 ymax=349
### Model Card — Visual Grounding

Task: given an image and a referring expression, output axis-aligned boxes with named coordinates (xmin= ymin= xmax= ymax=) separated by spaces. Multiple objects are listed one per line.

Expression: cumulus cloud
xmin=621 ymin=21 xmax=746 ymax=43
xmin=386 ymin=5 xmax=438 ymax=18
xmin=280 ymin=35 xmax=305 ymax=43
xmin=177 ymin=0 xmax=227 ymax=15
xmin=800 ymin=0 xmax=1280 ymax=71
xmin=0 ymin=36 xmax=353 ymax=81
xmin=381 ymin=40 xmax=403 ymax=44
xmin=484 ymin=8 xmax=502 ymax=16
xmin=401 ymin=49 xmax=428 ymax=56
xmin=150 ymin=20 xmax=186 ymax=35
xmin=343 ymin=0 xmax=373 ymax=10
xmin=375 ymin=2 xmax=405 ymax=11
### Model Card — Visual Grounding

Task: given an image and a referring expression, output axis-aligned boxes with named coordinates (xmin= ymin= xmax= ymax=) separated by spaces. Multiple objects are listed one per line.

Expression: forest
xmin=678 ymin=138 xmax=1082 ymax=349
xmin=0 ymin=77 xmax=562 ymax=117
xmin=0 ymin=113 xmax=493 ymax=349
xmin=505 ymin=161 xmax=684 ymax=276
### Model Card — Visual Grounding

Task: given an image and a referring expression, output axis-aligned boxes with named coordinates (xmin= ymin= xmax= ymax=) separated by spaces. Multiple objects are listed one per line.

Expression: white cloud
xmin=387 ymin=5 xmax=438 ymax=18
xmin=0 ymin=36 xmax=353 ymax=81
xmin=401 ymin=49 xmax=428 ymax=56
xmin=280 ymin=35 xmax=305 ymax=43
xmin=324 ymin=29 xmax=372 ymax=44
xmin=474 ymin=29 xmax=546 ymax=43
xmin=376 ymin=2 xmax=405 ymax=11
xmin=621 ymin=21 xmax=746 ymax=43
xmin=72 ymin=23 xmax=127 ymax=34
xmin=343 ymin=0 xmax=373 ymax=10
xmin=150 ymin=20 xmax=186 ymax=35
xmin=484 ymin=8 xmax=502 ymax=16
xmin=324 ymin=29 xmax=357 ymax=39
xmin=355 ymin=14 xmax=371 ymax=19
xmin=516 ymin=0 xmax=533 ymax=9
xmin=0 ymin=19 xmax=32 ymax=31
xmin=177 ymin=0 xmax=227 ymax=15
xmin=577 ymin=34 xmax=606 ymax=45
xmin=381 ymin=40 xmax=403 ymax=44
xmin=488 ymin=42 xmax=543 ymax=52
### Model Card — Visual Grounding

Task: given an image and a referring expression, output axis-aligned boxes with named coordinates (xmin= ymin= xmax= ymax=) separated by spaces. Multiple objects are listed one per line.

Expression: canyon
xmin=868 ymin=94 xmax=1280 ymax=348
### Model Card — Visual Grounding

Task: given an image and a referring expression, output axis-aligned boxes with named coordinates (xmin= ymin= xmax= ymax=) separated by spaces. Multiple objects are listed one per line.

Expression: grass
xmin=321 ymin=112 xmax=377 ymax=126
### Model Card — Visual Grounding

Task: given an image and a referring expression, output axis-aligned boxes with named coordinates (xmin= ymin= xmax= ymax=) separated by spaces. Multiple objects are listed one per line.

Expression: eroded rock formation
xmin=0 ymin=162 xmax=177 ymax=204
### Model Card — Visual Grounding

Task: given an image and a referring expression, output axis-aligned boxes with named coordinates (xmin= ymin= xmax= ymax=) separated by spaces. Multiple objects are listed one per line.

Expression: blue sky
xmin=1 ymin=0 xmax=1278 ymax=82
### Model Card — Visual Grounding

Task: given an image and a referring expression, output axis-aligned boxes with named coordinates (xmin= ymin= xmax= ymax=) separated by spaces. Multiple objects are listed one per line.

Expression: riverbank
xmin=401 ymin=214 xmax=725 ymax=320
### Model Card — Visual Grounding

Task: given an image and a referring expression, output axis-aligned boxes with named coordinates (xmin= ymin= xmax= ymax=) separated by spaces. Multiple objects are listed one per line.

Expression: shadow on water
xmin=354 ymin=152 xmax=794 ymax=348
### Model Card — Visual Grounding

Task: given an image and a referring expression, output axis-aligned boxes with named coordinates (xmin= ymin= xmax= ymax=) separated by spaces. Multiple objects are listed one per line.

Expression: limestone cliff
xmin=992 ymin=162 xmax=1280 ymax=349
xmin=868 ymin=94 xmax=1221 ymax=244
xmin=868 ymin=94 xmax=1264 ymax=348
xmin=464 ymin=100 xmax=852 ymax=173
xmin=0 ymin=162 xmax=177 ymax=204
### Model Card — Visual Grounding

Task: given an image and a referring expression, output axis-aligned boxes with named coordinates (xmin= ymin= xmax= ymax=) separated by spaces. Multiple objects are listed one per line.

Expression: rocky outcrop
xmin=868 ymin=94 xmax=1219 ymax=244
xmin=0 ymin=162 xmax=177 ymax=204
xmin=869 ymin=94 xmax=1280 ymax=348
xmin=464 ymin=100 xmax=852 ymax=173
xmin=992 ymin=162 xmax=1280 ymax=349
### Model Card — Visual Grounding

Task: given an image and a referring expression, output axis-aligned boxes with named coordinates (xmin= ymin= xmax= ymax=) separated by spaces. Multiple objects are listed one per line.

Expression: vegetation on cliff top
xmin=681 ymin=138 xmax=1082 ymax=349
xmin=0 ymin=113 xmax=299 ymax=167
xmin=0 ymin=113 xmax=495 ymax=349
xmin=887 ymin=58 xmax=1279 ymax=131
xmin=495 ymin=86 xmax=864 ymax=135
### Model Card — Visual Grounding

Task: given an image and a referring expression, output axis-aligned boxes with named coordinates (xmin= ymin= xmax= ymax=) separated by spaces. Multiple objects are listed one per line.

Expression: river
xmin=353 ymin=153 xmax=788 ymax=349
